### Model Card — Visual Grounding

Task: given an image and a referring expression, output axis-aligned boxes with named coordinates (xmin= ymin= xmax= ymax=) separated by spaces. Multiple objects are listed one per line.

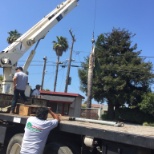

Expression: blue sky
xmin=1 ymin=0 xmax=154 ymax=103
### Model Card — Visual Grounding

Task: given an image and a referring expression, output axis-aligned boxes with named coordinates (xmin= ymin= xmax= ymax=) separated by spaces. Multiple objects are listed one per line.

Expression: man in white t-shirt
xmin=31 ymin=84 xmax=41 ymax=97
xmin=20 ymin=107 xmax=60 ymax=154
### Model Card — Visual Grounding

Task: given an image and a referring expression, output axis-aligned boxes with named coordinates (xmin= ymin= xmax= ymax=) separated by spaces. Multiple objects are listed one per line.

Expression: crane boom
xmin=0 ymin=0 xmax=79 ymax=94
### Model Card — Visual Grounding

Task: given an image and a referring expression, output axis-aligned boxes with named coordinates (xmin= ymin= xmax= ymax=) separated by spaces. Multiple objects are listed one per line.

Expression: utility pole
xmin=64 ymin=30 xmax=76 ymax=92
xmin=86 ymin=35 xmax=95 ymax=108
xmin=41 ymin=56 xmax=47 ymax=90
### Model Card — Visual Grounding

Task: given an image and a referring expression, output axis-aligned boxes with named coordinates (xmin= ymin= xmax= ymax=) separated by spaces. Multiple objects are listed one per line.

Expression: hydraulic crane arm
xmin=0 ymin=0 xmax=78 ymax=67
xmin=0 ymin=0 xmax=79 ymax=94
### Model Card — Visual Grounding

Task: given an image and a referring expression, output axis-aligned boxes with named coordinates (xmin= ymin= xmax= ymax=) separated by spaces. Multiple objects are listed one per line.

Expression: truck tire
xmin=6 ymin=133 xmax=23 ymax=154
xmin=44 ymin=142 xmax=78 ymax=154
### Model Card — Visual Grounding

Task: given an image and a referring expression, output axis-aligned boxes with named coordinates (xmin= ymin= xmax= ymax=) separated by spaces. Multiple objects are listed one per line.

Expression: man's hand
xmin=48 ymin=107 xmax=52 ymax=111
xmin=13 ymin=77 xmax=17 ymax=90
xmin=48 ymin=108 xmax=61 ymax=121
xmin=13 ymin=85 xmax=16 ymax=90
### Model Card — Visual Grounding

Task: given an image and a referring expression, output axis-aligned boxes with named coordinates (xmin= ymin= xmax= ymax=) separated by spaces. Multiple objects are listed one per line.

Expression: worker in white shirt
xmin=20 ymin=107 xmax=61 ymax=154
xmin=31 ymin=85 xmax=41 ymax=97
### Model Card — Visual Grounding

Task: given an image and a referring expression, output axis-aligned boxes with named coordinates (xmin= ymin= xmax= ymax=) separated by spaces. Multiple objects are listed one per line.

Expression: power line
xmin=17 ymin=61 xmax=154 ymax=71
xmin=6 ymin=48 xmax=154 ymax=58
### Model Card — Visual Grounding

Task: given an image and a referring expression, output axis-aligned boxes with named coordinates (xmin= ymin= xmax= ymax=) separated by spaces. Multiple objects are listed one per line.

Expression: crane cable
xmin=92 ymin=0 xmax=97 ymax=42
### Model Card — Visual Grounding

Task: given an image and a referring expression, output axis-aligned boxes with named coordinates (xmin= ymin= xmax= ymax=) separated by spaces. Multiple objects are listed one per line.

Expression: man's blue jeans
xmin=11 ymin=89 xmax=27 ymax=111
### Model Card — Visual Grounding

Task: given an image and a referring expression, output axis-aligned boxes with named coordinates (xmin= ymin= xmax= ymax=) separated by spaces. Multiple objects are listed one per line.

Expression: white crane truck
xmin=0 ymin=0 xmax=154 ymax=154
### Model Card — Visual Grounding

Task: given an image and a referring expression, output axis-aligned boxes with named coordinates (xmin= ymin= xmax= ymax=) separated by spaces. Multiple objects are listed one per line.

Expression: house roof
xmin=40 ymin=90 xmax=84 ymax=98
xmin=40 ymin=91 xmax=84 ymax=104
xmin=91 ymin=104 xmax=108 ymax=110
xmin=91 ymin=104 xmax=103 ymax=108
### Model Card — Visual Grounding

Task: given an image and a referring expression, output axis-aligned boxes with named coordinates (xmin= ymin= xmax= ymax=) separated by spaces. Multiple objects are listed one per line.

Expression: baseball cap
xmin=36 ymin=85 xmax=41 ymax=89
xmin=15 ymin=66 xmax=23 ymax=71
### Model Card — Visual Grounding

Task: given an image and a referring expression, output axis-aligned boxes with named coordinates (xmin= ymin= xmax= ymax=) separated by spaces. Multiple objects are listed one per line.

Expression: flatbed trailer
xmin=0 ymin=112 xmax=154 ymax=154
xmin=1 ymin=0 xmax=153 ymax=153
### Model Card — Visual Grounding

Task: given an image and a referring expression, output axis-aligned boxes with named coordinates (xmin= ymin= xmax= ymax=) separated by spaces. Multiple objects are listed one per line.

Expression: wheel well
xmin=3 ymin=123 xmax=24 ymax=147
xmin=6 ymin=133 xmax=23 ymax=154
xmin=46 ymin=130 xmax=82 ymax=152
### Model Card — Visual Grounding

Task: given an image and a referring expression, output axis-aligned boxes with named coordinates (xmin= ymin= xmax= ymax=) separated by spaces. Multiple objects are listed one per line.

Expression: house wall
xmin=69 ymin=96 xmax=82 ymax=117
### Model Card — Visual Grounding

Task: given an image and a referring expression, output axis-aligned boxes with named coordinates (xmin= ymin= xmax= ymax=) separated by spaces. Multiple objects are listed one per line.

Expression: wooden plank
xmin=19 ymin=104 xmax=41 ymax=116
xmin=19 ymin=105 xmax=29 ymax=116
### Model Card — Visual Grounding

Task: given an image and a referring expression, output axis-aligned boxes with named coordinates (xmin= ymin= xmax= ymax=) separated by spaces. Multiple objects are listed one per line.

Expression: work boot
xmin=10 ymin=110 xmax=15 ymax=114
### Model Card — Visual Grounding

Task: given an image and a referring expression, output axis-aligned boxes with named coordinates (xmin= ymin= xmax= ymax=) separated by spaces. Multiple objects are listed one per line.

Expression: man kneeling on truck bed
xmin=20 ymin=107 xmax=61 ymax=154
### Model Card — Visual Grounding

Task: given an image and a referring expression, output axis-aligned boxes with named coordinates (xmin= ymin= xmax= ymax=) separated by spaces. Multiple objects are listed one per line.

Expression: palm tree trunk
xmin=54 ymin=56 xmax=60 ymax=92
xmin=86 ymin=64 xmax=93 ymax=108
xmin=86 ymin=50 xmax=95 ymax=108
xmin=86 ymin=50 xmax=95 ymax=119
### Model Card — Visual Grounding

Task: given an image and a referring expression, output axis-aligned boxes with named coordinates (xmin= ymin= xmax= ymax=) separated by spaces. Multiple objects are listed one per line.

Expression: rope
xmin=93 ymin=0 xmax=97 ymax=33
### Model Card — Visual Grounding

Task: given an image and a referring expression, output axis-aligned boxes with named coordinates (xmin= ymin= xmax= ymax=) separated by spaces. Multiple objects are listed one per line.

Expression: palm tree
xmin=0 ymin=75 xmax=3 ymax=82
xmin=7 ymin=30 xmax=21 ymax=68
xmin=53 ymin=36 xmax=69 ymax=92
xmin=7 ymin=30 xmax=21 ymax=44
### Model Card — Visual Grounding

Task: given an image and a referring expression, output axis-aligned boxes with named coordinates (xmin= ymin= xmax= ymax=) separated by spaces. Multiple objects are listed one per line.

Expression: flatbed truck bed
xmin=0 ymin=112 xmax=154 ymax=154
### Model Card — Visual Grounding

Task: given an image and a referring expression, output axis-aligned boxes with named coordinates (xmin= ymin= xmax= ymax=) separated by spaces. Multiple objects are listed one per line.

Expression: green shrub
xmin=101 ymin=113 xmax=109 ymax=120
xmin=143 ymin=122 xmax=154 ymax=127
xmin=115 ymin=108 xmax=154 ymax=124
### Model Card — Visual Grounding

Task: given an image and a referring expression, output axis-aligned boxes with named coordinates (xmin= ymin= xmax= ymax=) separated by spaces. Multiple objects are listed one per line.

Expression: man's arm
xmin=26 ymin=76 xmax=28 ymax=84
xmin=48 ymin=109 xmax=61 ymax=122
xmin=13 ymin=77 xmax=17 ymax=90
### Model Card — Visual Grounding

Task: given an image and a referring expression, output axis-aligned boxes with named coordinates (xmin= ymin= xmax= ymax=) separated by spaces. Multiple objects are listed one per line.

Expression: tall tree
xmin=7 ymin=30 xmax=21 ymax=44
xmin=53 ymin=36 xmax=69 ymax=92
xmin=78 ymin=28 xmax=154 ymax=119
xmin=139 ymin=92 xmax=154 ymax=115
